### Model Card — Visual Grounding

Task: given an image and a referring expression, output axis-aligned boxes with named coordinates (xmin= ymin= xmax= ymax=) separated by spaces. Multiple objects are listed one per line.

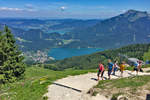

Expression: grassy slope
xmin=92 ymin=75 xmax=150 ymax=99
xmin=0 ymin=67 xmax=96 ymax=100
xmin=95 ymin=75 xmax=150 ymax=89
xmin=0 ymin=67 xmax=150 ymax=100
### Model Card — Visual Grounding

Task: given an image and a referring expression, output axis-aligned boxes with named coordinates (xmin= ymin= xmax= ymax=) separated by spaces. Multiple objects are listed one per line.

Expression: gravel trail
xmin=45 ymin=69 xmax=150 ymax=100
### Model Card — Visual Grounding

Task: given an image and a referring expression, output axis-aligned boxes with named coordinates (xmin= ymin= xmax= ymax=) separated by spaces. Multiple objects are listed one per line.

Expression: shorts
xmin=108 ymin=69 xmax=112 ymax=76
xmin=133 ymin=68 xmax=138 ymax=71
xmin=97 ymin=70 xmax=104 ymax=77
xmin=114 ymin=67 xmax=118 ymax=72
xmin=120 ymin=68 xmax=124 ymax=72
xmin=140 ymin=68 xmax=143 ymax=72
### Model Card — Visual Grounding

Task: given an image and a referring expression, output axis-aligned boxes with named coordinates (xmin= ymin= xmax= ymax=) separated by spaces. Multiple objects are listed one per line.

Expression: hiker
xmin=112 ymin=61 xmax=119 ymax=75
xmin=138 ymin=60 xmax=143 ymax=72
xmin=97 ymin=62 xmax=105 ymax=80
xmin=120 ymin=61 xmax=126 ymax=77
xmin=107 ymin=59 xmax=114 ymax=79
xmin=133 ymin=61 xmax=139 ymax=75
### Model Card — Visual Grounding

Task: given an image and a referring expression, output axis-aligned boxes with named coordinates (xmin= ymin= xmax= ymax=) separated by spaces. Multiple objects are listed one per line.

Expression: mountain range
xmin=65 ymin=10 xmax=150 ymax=48
xmin=0 ymin=9 xmax=150 ymax=51
xmin=0 ymin=19 xmax=100 ymax=51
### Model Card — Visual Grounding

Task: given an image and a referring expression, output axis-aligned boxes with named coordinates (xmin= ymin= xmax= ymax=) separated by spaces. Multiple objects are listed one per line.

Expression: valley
xmin=1 ymin=10 xmax=150 ymax=53
xmin=0 ymin=0 xmax=150 ymax=100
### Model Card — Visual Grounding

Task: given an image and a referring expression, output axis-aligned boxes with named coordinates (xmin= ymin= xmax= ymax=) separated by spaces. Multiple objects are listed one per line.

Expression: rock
xmin=117 ymin=95 xmax=128 ymax=100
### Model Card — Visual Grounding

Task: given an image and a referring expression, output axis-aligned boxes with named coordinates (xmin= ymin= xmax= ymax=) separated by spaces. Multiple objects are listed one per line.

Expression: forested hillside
xmin=65 ymin=10 xmax=150 ymax=48
xmin=0 ymin=19 xmax=100 ymax=51
xmin=1 ymin=10 xmax=150 ymax=51
xmin=52 ymin=44 xmax=150 ymax=70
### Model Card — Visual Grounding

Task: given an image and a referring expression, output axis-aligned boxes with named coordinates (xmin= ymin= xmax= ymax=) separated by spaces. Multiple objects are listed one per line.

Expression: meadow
xmin=0 ymin=67 xmax=96 ymax=100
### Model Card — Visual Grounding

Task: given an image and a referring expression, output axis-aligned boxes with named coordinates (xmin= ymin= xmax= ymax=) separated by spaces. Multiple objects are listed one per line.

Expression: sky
xmin=0 ymin=0 xmax=150 ymax=19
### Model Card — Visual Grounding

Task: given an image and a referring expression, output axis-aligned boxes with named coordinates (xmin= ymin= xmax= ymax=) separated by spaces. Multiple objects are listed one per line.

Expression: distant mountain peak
xmin=122 ymin=9 xmax=149 ymax=22
xmin=126 ymin=9 xmax=139 ymax=13
xmin=125 ymin=9 xmax=148 ymax=14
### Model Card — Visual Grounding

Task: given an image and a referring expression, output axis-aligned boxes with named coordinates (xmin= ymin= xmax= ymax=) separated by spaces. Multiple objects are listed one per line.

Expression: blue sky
xmin=0 ymin=0 xmax=150 ymax=19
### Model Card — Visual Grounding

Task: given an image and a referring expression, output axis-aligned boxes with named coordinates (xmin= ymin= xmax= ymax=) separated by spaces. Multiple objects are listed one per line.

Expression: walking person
xmin=133 ymin=61 xmax=139 ymax=75
xmin=97 ymin=62 xmax=105 ymax=81
xmin=107 ymin=59 xmax=114 ymax=80
xmin=138 ymin=60 xmax=143 ymax=72
xmin=120 ymin=61 xmax=126 ymax=77
xmin=112 ymin=61 xmax=119 ymax=75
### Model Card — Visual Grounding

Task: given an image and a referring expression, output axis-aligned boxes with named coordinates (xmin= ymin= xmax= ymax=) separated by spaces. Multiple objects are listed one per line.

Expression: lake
xmin=47 ymin=28 xmax=72 ymax=34
xmin=48 ymin=48 xmax=104 ymax=60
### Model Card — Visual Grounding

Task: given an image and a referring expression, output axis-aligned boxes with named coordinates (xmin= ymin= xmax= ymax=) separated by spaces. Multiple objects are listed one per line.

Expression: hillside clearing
xmin=45 ymin=69 xmax=150 ymax=100
xmin=0 ymin=67 xmax=96 ymax=100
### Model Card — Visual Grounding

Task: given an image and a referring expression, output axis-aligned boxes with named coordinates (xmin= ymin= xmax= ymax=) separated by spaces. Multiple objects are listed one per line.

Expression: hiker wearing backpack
xmin=133 ymin=61 xmax=139 ymax=75
xmin=107 ymin=59 xmax=114 ymax=79
xmin=97 ymin=62 xmax=105 ymax=81
xmin=112 ymin=61 xmax=119 ymax=75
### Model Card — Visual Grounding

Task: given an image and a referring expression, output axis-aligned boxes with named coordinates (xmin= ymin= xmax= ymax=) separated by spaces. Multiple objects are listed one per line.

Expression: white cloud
xmin=25 ymin=4 xmax=34 ymax=9
xmin=27 ymin=9 xmax=37 ymax=12
xmin=60 ymin=6 xmax=67 ymax=11
xmin=120 ymin=9 xmax=127 ymax=13
xmin=0 ymin=6 xmax=37 ymax=12
xmin=24 ymin=4 xmax=37 ymax=12
xmin=0 ymin=7 xmax=23 ymax=11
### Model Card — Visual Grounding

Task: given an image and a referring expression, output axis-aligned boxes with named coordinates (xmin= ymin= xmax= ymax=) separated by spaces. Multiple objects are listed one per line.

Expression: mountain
xmin=0 ymin=19 xmax=100 ymax=51
xmin=49 ymin=19 xmax=100 ymax=30
xmin=65 ymin=10 xmax=150 ymax=48
xmin=1 ymin=10 xmax=150 ymax=51
xmin=0 ymin=24 xmax=59 ymax=51
xmin=0 ymin=18 xmax=100 ymax=33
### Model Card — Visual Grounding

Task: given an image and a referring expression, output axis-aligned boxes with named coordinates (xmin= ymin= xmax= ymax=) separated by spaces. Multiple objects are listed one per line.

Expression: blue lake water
xmin=48 ymin=48 xmax=104 ymax=60
xmin=47 ymin=29 xmax=70 ymax=34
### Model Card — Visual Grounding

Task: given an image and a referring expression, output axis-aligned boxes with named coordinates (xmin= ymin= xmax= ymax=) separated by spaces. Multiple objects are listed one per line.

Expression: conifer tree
xmin=0 ymin=30 xmax=4 ymax=81
xmin=0 ymin=26 xmax=25 ymax=83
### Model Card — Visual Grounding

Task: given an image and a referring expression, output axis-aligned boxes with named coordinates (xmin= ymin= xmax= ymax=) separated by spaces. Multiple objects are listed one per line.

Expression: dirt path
xmin=45 ymin=69 xmax=150 ymax=100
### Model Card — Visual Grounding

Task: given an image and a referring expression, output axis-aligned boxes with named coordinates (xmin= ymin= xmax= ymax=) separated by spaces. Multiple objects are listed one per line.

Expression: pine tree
xmin=0 ymin=30 xmax=4 ymax=81
xmin=0 ymin=26 xmax=25 ymax=83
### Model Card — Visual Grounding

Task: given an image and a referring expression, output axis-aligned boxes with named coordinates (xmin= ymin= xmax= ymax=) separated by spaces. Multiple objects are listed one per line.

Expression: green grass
xmin=92 ymin=91 xmax=99 ymax=96
xmin=143 ymin=64 xmax=150 ymax=68
xmin=0 ymin=67 xmax=96 ymax=100
xmin=146 ymin=70 xmax=150 ymax=73
xmin=92 ymin=75 xmax=150 ymax=98
xmin=111 ymin=93 xmax=124 ymax=100
xmin=125 ymin=65 xmax=150 ymax=71
xmin=95 ymin=75 xmax=150 ymax=89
